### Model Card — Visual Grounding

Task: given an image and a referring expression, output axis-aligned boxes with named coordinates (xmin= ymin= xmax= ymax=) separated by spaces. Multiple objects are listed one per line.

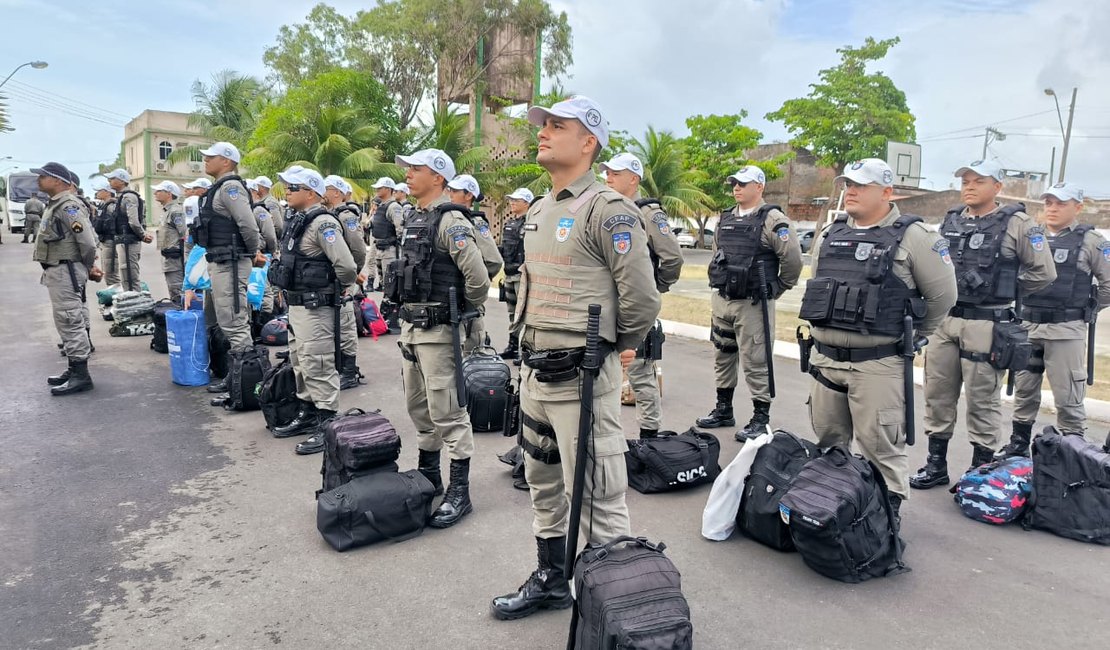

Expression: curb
xmin=659 ymin=319 xmax=1110 ymax=427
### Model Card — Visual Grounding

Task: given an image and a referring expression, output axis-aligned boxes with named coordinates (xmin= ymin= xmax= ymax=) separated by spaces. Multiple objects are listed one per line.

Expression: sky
xmin=1 ymin=0 xmax=1108 ymax=197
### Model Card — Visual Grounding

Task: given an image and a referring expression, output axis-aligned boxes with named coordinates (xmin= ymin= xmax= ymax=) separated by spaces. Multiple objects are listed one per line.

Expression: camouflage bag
xmin=952 ymin=457 xmax=1033 ymax=525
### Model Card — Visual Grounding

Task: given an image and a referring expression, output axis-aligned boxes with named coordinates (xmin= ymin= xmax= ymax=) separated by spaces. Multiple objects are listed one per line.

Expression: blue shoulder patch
xmin=227 ymin=186 xmax=240 ymax=200
xmin=775 ymin=225 xmax=790 ymax=242
xmin=64 ymin=204 xmax=79 ymax=216
xmin=601 ymin=214 xmax=639 ymax=231
xmin=453 ymin=232 xmax=468 ymax=250
xmin=478 ymin=224 xmax=490 ymax=238
xmin=612 ymin=231 xmax=632 ymax=255
xmin=322 ymin=227 xmax=338 ymax=244
xmin=345 ymin=217 xmax=359 ymax=231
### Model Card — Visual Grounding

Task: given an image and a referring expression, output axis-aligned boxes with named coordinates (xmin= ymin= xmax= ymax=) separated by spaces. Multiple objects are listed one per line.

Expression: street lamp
xmin=0 ymin=60 xmax=48 ymax=90
xmin=1045 ymin=87 xmax=1077 ymax=183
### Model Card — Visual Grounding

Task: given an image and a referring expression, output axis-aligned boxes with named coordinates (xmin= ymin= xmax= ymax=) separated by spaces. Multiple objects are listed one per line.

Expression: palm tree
xmin=169 ymin=70 xmax=268 ymax=165
xmin=630 ymin=126 xmax=713 ymax=227
xmin=247 ymin=106 xmax=397 ymax=199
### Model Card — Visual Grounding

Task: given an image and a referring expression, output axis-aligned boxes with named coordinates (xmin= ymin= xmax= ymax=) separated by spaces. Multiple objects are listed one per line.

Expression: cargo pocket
xmin=878 ymin=408 xmax=905 ymax=447
xmin=1066 ymin=368 xmax=1087 ymax=407
xmin=586 ymin=433 xmax=629 ymax=502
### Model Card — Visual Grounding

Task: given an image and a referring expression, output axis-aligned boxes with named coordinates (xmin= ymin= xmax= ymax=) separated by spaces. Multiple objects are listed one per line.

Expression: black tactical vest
xmin=500 ymin=215 xmax=526 ymax=275
xmin=799 ymin=215 xmax=927 ymax=337
xmin=371 ymin=199 xmax=398 ymax=245
xmin=94 ymin=202 xmax=117 ymax=242
xmin=113 ymin=190 xmax=144 ymax=244
xmin=268 ymin=206 xmax=338 ymax=293
xmin=941 ymin=203 xmax=1024 ymax=307
xmin=196 ymin=175 xmax=249 ymax=260
xmin=394 ymin=203 xmax=468 ymax=309
xmin=708 ymin=204 xmax=782 ymax=299
xmin=1021 ymin=224 xmax=1095 ymax=323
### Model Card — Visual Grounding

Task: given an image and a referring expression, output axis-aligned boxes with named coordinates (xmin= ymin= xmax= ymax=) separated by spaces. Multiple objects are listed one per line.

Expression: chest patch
xmin=612 ymin=232 xmax=631 ymax=255
xmin=854 ymin=242 xmax=875 ymax=261
xmin=556 ymin=218 xmax=574 ymax=243
xmin=1054 ymin=248 xmax=1069 ymax=263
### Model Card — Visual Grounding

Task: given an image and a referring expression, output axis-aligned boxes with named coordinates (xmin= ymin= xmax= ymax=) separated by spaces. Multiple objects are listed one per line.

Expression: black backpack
xmin=150 ymin=299 xmax=180 ymax=354
xmin=779 ymin=446 xmax=907 ymax=583
xmin=462 ymin=345 xmax=512 ymax=432
xmin=207 ymin=325 xmax=231 ymax=380
xmin=319 ymin=408 xmax=402 ymax=494
xmin=258 ymin=352 xmax=300 ymax=431
xmin=571 ymin=536 xmax=693 ymax=649
xmin=316 ymin=470 xmax=437 ymax=552
xmin=625 ymin=428 xmax=721 ymax=494
xmin=223 ymin=346 xmax=271 ymax=412
xmin=738 ymin=430 xmax=819 ymax=551
xmin=1025 ymin=426 xmax=1110 ymax=545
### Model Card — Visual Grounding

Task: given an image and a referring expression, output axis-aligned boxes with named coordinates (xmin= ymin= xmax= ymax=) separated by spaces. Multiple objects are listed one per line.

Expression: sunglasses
xmin=285 ymin=184 xmax=305 ymax=193
xmin=731 ymin=181 xmax=751 ymax=188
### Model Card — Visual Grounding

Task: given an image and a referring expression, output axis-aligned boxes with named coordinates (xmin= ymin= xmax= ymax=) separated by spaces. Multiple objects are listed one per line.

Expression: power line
xmin=3 ymin=92 xmax=125 ymax=127
xmin=919 ymin=110 xmax=1058 ymax=140
xmin=7 ymin=80 xmax=131 ymax=119
xmin=3 ymin=87 xmax=127 ymax=125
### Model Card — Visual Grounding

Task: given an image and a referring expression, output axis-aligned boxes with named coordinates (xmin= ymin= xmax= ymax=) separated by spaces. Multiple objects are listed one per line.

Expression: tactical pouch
xmin=503 ymin=379 xmax=522 ymax=438
xmin=383 ymin=259 xmax=402 ymax=303
xmin=707 ymin=251 xmax=730 ymax=293
xmin=498 ymin=279 xmax=508 ymax=303
xmin=636 ymin=321 xmax=665 ymax=360
xmin=160 ymin=246 xmax=183 ymax=259
xmin=268 ymin=262 xmax=293 ymax=289
xmin=989 ymin=321 xmax=1032 ymax=371
xmin=399 ymin=304 xmax=449 ymax=329
xmin=296 ymin=261 xmax=334 ymax=290
xmin=799 ymin=277 xmax=840 ymax=323
xmin=522 ymin=347 xmax=587 ymax=383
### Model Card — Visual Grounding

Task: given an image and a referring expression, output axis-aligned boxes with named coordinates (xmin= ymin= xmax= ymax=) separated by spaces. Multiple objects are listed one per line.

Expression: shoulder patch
xmin=71 ymin=220 xmax=84 ymax=233
xmin=321 ymin=227 xmax=338 ymax=244
xmin=478 ymin=224 xmax=490 ymax=238
xmin=1028 ymin=226 xmax=1046 ymax=251
xmin=445 ymin=224 xmax=469 ymax=237
xmin=453 ymin=232 xmax=468 ymax=250
xmin=612 ymin=231 xmax=632 ymax=255
xmin=931 ymin=239 xmax=952 ymax=265
xmin=345 ymin=217 xmax=359 ymax=232
xmin=256 ymin=209 xmax=270 ymax=220
xmin=226 ymin=186 xmax=240 ymax=200
xmin=1100 ymin=241 xmax=1110 ymax=262
xmin=774 ymin=224 xmax=791 ymax=242
xmin=64 ymin=204 xmax=79 ymax=216
xmin=651 ymin=211 xmax=668 ymax=224
xmin=601 ymin=214 xmax=638 ymax=231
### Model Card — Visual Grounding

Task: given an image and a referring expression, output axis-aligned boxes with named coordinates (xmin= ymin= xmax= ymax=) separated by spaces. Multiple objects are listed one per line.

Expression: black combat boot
xmin=206 ymin=377 xmax=228 ymax=393
xmin=47 ymin=366 xmax=71 ymax=386
xmin=969 ymin=443 xmax=994 ymax=471
xmin=429 ymin=458 xmax=473 ymax=528
xmin=418 ymin=449 xmax=444 ymax=496
xmin=490 ymin=536 xmax=573 ymax=620
xmin=294 ymin=410 xmax=338 ymax=455
xmin=500 ymin=333 xmax=520 ymax=360
xmin=735 ymin=400 xmax=772 ymax=442
xmin=995 ymin=420 xmax=1034 ymax=460
xmin=696 ymin=387 xmax=735 ymax=428
xmin=339 ymin=354 xmax=363 ymax=390
xmin=909 ymin=437 xmax=950 ymax=490
xmin=639 ymin=428 xmax=660 ymax=439
xmin=51 ymin=359 xmax=93 ymax=396
xmin=272 ymin=403 xmax=318 ymax=438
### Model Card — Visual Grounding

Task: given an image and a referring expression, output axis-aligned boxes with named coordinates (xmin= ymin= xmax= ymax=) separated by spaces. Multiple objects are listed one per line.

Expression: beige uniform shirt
xmin=334 ymin=203 xmax=366 ymax=269
xmin=35 ymin=190 xmax=97 ymax=268
xmin=714 ymin=201 xmax=805 ymax=295
xmin=295 ymin=204 xmax=358 ymax=286
xmin=157 ymin=199 xmax=186 ymax=250
xmin=211 ymin=173 xmax=261 ymax=254
xmin=472 ymin=212 xmax=504 ymax=280
xmin=810 ymin=203 xmax=958 ymax=364
xmin=633 ymin=193 xmax=684 ymax=293
xmin=252 ymin=204 xmax=279 ymax=254
xmin=399 ymin=195 xmax=491 ymax=345
xmin=262 ymin=195 xmax=285 ymax=239
xmin=1026 ymin=223 xmax=1110 ymax=340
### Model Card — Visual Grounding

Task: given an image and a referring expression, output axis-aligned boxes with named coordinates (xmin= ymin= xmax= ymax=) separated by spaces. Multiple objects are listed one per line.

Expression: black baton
xmin=757 ymin=261 xmax=776 ymax=398
xmin=903 ymin=315 xmax=917 ymax=446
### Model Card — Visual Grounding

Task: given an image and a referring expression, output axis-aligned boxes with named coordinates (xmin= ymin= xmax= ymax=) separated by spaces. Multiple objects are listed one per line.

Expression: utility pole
xmin=982 ymin=127 xmax=1005 ymax=158
xmin=1048 ymin=146 xmax=1056 ymax=189
xmin=1058 ymin=87 xmax=1077 ymax=182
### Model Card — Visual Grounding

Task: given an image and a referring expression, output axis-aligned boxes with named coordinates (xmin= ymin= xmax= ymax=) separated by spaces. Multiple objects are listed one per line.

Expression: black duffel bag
xmin=1025 ymin=426 xmax=1110 ymax=545
xmin=462 ymin=345 xmax=511 ymax=432
xmin=223 ymin=345 xmax=271 ymax=412
xmin=316 ymin=470 xmax=437 ymax=552
xmin=150 ymin=299 xmax=179 ymax=353
xmin=737 ymin=430 xmax=819 ymax=551
xmin=625 ymin=428 xmax=721 ymax=494
xmin=259 ymin=352 xmax=300 ymax=431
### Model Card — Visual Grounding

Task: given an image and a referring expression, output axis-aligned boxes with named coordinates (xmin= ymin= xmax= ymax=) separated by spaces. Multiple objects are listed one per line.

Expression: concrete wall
xmin=747 ymin=144 xmax=837 ymax=206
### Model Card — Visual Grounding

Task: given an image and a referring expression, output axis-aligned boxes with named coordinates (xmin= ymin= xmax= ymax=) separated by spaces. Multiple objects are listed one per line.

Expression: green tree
xmin=629 ymin=127 xmax=712 ymax=226
xmin=765 ymin=36 xmax=916 ymax=172
xmin=169 ymin=70 xmax=268 ymax=167
xmin=246 ymin=69 xmax=403 ymax=194
xmin=263 ymin=4 xmax=353 ymax=88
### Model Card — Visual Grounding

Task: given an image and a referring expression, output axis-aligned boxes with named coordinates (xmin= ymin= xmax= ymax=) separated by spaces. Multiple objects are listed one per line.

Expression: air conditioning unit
xmin=189 ymin=162 xmax=203 ymax=173
xmin=155 ymin=161 xmax=167 ymax=172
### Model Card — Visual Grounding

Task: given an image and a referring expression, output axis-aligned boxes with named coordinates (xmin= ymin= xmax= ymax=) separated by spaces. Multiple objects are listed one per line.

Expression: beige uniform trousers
xmin=626 ymin=358 xmax=661 ymax=431
xmin=287 ymin=303 xmax=341 ymax=412
xmin=400 ymin=341 xmax=475 ymax=461
xmin=1012 ymin=335 xmax=1088 ymax=433
xmin=521 ymin=354 xmax=631 ymax=542
xmin=209 ymin=258 xmax=253 ymax=351
xmin=923 ymin=316 xmax=1004 ymax=449
xmin=99 ymin=241 xmax=120 ymax=287
xmin=117 ymin=241 xmax=142 ymax=292
xmin=809 ymin=357 xmax=910 ymax=499
xmin=44 ymin=263 xmax=91 ymax=360
xmin=710 ymin=292 xmax=774 ymax=402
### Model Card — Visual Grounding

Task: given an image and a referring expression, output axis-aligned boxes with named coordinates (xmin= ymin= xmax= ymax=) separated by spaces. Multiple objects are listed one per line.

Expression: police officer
xmin=194 ymin=142 xmax=265 ymax=396
xmin=912 ymin=160 xmax=1056 ymax=489
xmin=246 ymin=179 xmax=280 ymax=329
xmin=491 ymin=96 xmax=660 ymax=621
xmin=91 ymin=182 xmax=121 ymax=287
xmin=31 ymin=162 xmax=102 ymax=395
xmin=1000 ymin=182 xmax=1110 ymax=456
xmin=393 ymin=183 xmax=411 ymax=210
xmin=267 ymin=168 xmax=358 ymax=450
xmin=252 ymin=176 xmax=285 ymax=239
xmin=153 ymin=181 xmax=187 ymax=302
xmin=697 ymin=165 xmax=803 ymax=440
xmin=181 ymin=178 xmax=212 ymax=255
xmin=802 ymin=158 xmax=957 ymax=520
xmin=369 ymin=176 xmax=403 ymax=292
xmin=104 ymin=168 xmax=151 ymax=292
xmin=22 ymin=192 xmax=44 ymax=243
xmin=498 ymin=187 xmax=533 ymax=360
xmin=446 ymin=174 xmax=504 ymax=280
xmin=390 ymin=148 xmax=490 ymax=528
xmin=600 ymin=152 xmax=685 ymax=437
xmin=323 ymin=174 xmax=366 ymax=390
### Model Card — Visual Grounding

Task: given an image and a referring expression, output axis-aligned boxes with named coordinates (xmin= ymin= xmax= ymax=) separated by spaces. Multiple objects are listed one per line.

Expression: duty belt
xmin=950 ymin=305 xmax=1014 ymax=322
xmin=399 ymin=304 xmax=450 ymax=329
xmin=286 ymin=291 xmax=338 ymax=308
xmin=814 ymin=340 xmax=901 ymax=363
xmin=1018 ymin=307 xmax=1088 ymax=324
xmin=521 ymin=345 xmax=589 ymax=383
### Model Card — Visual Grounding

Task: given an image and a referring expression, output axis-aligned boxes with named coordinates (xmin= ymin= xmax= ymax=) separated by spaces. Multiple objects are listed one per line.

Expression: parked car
xmin=798 ymin=228 xmax=815 ymax=253
xmin=676 ymin=231 xmax=696 ymax=248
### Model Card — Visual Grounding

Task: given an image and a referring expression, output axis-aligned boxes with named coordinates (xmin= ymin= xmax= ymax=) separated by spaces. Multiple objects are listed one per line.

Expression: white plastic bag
xmin=701 ymin=428 xmax=774 ymax=541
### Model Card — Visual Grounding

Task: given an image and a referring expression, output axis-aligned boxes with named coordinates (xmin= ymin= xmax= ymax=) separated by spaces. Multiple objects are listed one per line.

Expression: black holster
xmin=503 ymin=379 xmax=522 ymax=439
xmin=797 ymin=326 xmax=814 ymax=373
xmin=521 ymin=346 xmax=600 ymax=383
xmin=635 ymin=322 xmax=665 ymax=360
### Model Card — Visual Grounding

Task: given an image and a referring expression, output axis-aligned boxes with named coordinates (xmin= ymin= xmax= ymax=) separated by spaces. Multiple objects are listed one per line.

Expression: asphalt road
xmin=2 ymin=240 xmax=1108 ymax=649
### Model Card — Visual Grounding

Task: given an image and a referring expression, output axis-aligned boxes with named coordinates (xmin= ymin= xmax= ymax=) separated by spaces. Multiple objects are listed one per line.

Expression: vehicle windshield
xmin=7 ymin=174 xmax=39 ymax=203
